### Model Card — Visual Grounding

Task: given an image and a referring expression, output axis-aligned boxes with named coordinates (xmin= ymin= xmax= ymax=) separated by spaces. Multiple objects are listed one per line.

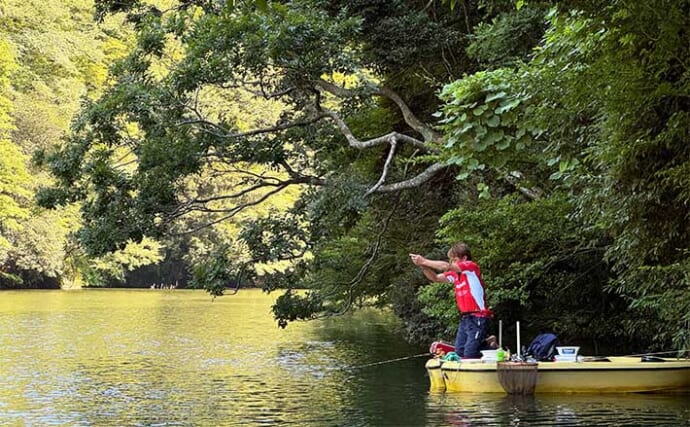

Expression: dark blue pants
xmin=454 ymin=315 xmax=490 ymax=358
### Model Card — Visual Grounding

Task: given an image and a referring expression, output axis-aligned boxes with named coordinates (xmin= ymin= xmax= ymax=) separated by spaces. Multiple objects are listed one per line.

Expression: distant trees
xmin=0 ymin=36 xmax=35 ymax=286
xmin=0 ymin=0 xmax=147 ymax=288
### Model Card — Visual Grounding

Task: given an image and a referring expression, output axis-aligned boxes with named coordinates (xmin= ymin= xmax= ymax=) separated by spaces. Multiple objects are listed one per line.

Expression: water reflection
xmin=0 ymin=290 xmax=688 ymax=426
xmin=426 ymin=392 xmax=690 ymax=426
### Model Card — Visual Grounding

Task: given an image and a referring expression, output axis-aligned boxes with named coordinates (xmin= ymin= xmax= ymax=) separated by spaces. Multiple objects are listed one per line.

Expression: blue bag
xmin=526 ymin=333 xmax=560 ymax=361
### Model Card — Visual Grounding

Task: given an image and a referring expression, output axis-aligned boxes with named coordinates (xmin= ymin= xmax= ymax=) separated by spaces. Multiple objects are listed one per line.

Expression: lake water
xmin=0 ymin=289 xmax=688 ymax=426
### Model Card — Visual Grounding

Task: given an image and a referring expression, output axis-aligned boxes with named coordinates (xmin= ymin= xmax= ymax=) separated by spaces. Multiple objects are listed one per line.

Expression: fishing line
xmin=349 ymin=352 xmax=431 ymax=370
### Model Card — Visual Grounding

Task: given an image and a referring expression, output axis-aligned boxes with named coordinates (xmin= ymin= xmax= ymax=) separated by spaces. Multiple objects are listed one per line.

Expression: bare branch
xmin=277 ymin=159 xmax=308 ymax=180
xmin=173 ymin=76 xmax=451 ymax=204
xmin=377 ymin=86 xmax=443 ymax=142
xmin=170 ymin=174 xmax=325 ymax=222
xmin=251 ymin=86 xmax=296 ymax=99
xmin=321 ymin=108 xmax=431 ymax=152
xmin=365 ymin=140 xmax=397 ymax=196
xmin=316 ymin=78 xmax=442 ymax=142
xmin=172 ymin=184 xmax=293 ymax=235
xmin=372 ymin=162 xmax=447 ymax=193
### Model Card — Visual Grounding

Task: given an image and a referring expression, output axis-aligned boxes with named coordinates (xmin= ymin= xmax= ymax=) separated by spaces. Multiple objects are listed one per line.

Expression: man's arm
xmin=420 ymin=267 xmax=447 ymax=283
xmin=420 ymin=259 xmax=452 ymax=271
xmin=409 ymin=254 xmax=451 ymax=272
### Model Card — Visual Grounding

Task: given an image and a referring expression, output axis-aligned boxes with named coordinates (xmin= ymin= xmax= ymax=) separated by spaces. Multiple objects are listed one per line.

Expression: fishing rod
xmin=623 ymin=349 xmax=690 ymax=358
xmin=350 ymin=353 xmax=431 ymax=370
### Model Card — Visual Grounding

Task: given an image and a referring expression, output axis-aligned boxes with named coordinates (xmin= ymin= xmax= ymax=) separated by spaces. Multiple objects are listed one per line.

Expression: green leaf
xmin=477 ymin=182 xmax=490 ymax=199
xmin=466 ymin=158 xmax=480 ymax=170
xmin=255 ymin=0 xmax=268 ymax=12
xmin=485 ymin=91 xmax=507 ymax=103
xmin=485 ymin=129 xmax=504 ymax=145
xmin=485 ymin=115 xmax=500 ymax=128
xmin=494 ymin=98 xmax=521 ymax=114
xmin=559 ymin=160 xmax=569 ymax=173
xmin=447 ymin=155 xmax=464 ymax=165
xmin=473 ymin=105 xmax=488 ymax=116
xmin=457 ymin=121 xmax=474 ymax=134
xmin=473 ymin=139 xmax=488 ymax=151
xmin=496 ymin=138 xmax=511 ymax=150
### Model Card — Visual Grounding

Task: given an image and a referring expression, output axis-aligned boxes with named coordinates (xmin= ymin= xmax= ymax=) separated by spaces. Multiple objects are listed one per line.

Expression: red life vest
xmin=444 ymin=260 xmax=492 ymax=317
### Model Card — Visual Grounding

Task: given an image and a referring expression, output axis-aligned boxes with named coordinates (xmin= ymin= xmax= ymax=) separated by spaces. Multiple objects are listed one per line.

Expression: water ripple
xmin=1 ymin=290 xmax=689 ymax=426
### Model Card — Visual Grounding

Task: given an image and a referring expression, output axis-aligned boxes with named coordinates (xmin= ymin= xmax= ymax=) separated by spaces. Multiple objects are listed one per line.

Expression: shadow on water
xmin=305 ymin=307 xmax=431 ymax=427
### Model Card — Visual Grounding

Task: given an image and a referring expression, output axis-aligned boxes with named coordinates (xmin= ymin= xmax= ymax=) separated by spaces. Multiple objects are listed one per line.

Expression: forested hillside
xmin=4 ymin=0 xmax=689 ymax=354
xmin=0 ymin=0 xmax=127 ymax=288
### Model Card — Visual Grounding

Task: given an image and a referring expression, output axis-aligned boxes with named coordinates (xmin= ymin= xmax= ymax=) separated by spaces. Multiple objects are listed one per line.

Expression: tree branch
xmin=170 ymin=175 xmax=325 ymax=221
xmin=171 ymin=184 xmax=293 ymax=234
xmin=178 ymin=77 xmax=450 ymax=202
xmin=372 ymin=162 xmax=447 ymax=193
xmin=321 ymin=108 xmax=431 ymax=152
xmin=315 ymin=183 xmax=406 ymax=319
xmin=180 ymin=112 xmax=330 ymax=139
xmin=316 ymin=78 xmax=443 ymax=142
xmin=365 ymin=140 xmax=397 ymax=196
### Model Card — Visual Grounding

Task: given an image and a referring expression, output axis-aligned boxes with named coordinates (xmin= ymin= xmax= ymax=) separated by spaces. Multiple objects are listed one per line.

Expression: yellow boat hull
xmin=426 ymin=358 xmax=446 ymax=390
xmin=426 ymin=357 xmax=690 ymax=393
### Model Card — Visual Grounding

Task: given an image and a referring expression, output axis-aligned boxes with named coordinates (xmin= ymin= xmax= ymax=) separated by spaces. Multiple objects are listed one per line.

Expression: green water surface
xmin=0 ymin=289 xmax=688 ymax=426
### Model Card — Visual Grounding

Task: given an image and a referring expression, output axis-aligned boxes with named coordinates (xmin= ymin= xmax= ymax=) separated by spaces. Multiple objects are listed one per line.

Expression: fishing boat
xmin=426 ymin=356 xmax=690 ymax=393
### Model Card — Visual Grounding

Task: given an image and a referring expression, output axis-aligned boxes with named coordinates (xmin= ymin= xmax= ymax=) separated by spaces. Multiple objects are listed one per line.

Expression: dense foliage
xmin=0 ymin=0 xmax=127 ymax=288
xmin=39 ymin=0 xmax=477 ymax=319
xmin=2 ymin=0 xmax=687 ymax=354
xmin=430 ymin=0 xmax=690 ymax=351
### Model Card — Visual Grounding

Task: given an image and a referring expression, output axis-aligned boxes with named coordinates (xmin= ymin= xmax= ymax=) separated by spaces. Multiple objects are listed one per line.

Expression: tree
xmin=0 ymin=39 xmax=31 ymax=286
xmin=550 ymin=1 xmax=690 ymax=350
xmin=82 ymin=237 xmax=164 ymax=286
xmin=40 ymin=0 xmax=690 ymax=354
xmin=39 ymin=0 xmax=495 ymax=324
xmin=435 ymin=1 xmax=690 ymax=350
xmin=0 ymin=0 xmax=147 ymax=288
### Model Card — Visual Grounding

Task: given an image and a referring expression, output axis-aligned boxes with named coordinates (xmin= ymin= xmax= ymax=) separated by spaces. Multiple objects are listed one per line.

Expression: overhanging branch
xmin=316 ymin=78 xmax=443 ymax=142
xmin=373 ymin=162 xmax=447 ymax=192
xmin=365 ymin=140 xmax=397 ymax=196
xmin=176 ymin=76 xmax=450 ymax=201
xmin=321 ymin=108 xmax=431 ymax=152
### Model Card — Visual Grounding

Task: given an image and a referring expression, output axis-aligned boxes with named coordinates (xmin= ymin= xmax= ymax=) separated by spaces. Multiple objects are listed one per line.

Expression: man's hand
xmin=411 ymin=254 xmax=446 ymax=283
xmin=409 ymin=253 xmax=427 ymax=266
xmin=411 ymin=253 xmax=452 ymax=273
